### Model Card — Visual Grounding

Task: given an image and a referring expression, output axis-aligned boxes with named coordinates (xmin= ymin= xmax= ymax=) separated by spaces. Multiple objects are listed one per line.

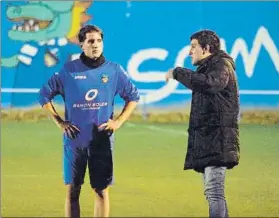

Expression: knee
xmin=93 ymin=187 xmax=109 ymax=199
xmin=66 ymin=185 xmax=81 ymax=202
xmin=204 ymin=185 xmax=225 ymax=201
xmin=204 ymin=167 xmax=226 ymax=201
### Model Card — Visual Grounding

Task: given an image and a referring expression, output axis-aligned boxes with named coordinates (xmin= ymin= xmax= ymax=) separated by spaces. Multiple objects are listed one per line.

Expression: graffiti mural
xmin=1 ymin=1 xmax=92 ymax=106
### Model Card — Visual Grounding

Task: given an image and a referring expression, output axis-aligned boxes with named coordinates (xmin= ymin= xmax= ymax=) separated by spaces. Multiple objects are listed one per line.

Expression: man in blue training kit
xmin=38 ymin=25 xmax=140 ymax=218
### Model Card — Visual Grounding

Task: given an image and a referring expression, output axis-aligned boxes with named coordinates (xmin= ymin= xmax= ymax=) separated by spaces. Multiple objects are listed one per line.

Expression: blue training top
xmin=38 ymin=58 xmax=140 ymax=148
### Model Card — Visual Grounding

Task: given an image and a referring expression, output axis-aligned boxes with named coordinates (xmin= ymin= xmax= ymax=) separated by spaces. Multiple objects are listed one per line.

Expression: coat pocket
xmin=194 ymin=127 xmax=222 ymax=159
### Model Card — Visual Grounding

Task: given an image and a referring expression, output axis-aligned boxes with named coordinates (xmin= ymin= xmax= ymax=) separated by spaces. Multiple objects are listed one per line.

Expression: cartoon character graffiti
xmin=2 ymin=1 xmax=92 ymax=67
xmin=1 ymin=1 xmax=92 ymax=106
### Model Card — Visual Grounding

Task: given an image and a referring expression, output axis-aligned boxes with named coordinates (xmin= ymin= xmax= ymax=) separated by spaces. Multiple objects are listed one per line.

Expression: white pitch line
xmin=126 ymin=123 xmax=136 ymax=127
xmin=126 ymin=123 xmax=187 ymax=136
xmin=146 ymin=125 xmax=187 ymax=136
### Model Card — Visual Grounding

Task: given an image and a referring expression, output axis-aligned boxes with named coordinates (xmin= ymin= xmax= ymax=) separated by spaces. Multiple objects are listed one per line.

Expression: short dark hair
xmin=78 ymin=25 xmax=104 ymax=43
xmin=190 ymin=30 xmax=220 ymax=53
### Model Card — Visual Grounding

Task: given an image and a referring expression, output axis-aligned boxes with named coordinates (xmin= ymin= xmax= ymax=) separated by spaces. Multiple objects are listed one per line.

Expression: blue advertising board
xmin=1 ymin=1 xmax=279 ymax=108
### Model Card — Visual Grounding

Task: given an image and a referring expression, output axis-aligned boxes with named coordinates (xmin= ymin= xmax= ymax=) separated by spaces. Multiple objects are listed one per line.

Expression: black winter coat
xmin=173 ymin=50 xmax=240 ymax=173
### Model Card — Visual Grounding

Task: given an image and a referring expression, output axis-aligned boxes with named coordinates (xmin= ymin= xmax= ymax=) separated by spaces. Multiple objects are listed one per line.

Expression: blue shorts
xmin=63 ymin=133 xmax=114 ymax=190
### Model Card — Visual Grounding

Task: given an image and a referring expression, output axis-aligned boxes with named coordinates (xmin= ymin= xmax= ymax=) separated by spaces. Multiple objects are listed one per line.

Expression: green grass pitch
xmin=1 ymin=121 xmax=279 ymax=217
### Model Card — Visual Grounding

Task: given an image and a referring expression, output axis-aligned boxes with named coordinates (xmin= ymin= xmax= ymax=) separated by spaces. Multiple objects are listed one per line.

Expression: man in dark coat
xmin=166 ymin=30 xmax=240 ymax=218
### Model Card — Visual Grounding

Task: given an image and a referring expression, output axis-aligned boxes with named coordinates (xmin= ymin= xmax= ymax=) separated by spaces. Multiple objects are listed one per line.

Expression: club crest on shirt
xmin=101 ymin=74 xmax=109 ymax=83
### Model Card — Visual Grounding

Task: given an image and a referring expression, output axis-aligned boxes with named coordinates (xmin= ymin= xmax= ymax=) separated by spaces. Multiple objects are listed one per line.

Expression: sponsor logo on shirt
xmin=85 ymin=89 xmax=98 ymax=101
xmin=73 ymin=102 xmax=108 ymax=110
xmin=72 ymin=89 xmax=108 ymax=110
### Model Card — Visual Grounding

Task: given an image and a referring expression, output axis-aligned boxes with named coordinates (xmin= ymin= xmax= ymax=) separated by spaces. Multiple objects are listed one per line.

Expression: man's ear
xmin=80 ymin=43 xmax=83 ymax=48
xmin=202 ymin=45 xmax=210 ymax=55
xmin=205 ymin=44 xmax=210 ymax=53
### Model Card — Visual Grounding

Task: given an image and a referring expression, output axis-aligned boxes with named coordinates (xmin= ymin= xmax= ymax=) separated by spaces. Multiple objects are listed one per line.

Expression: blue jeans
xmin=203 ymin=166 xmax=229 ymax=218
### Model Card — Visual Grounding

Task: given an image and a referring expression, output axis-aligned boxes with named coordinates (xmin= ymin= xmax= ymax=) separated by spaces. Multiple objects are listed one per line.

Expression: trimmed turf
xmin=1 ymin=121 xmax=279 ymax=217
